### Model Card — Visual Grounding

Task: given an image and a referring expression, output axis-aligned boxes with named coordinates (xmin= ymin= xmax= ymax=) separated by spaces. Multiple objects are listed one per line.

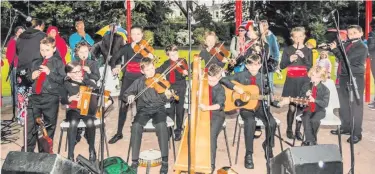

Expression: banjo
xmin=139 ymin=149 xmax=162 ymax=174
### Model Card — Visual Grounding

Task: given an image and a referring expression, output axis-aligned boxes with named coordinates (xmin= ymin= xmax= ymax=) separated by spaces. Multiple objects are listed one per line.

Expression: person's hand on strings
xmin=127 ymin=95 xmax=136 ymax=104
xmin=233 ymin=85 xmax=244 ymax=94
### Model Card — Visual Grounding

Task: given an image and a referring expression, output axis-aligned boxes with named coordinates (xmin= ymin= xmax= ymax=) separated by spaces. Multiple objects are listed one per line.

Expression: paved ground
xmin=1 ymin=87 xmax=375 ymax=174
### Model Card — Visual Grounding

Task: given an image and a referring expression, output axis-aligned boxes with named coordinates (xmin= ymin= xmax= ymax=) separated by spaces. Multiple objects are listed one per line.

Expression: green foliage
xmin=143 ymin=30 xmax=154 ymax=46
xmin=176 ymin=29 xmax=192 ymax=46
xmin=154 ymin=25 xmax=175 ymax=47
xmin=214 ymin=22 xmax=233 ymax=43
xmin=193 ymin=27 xmax=210 ymax=46
xmin=309 ymin=21 xmax=328 ymax=43
xmin=194 ymin=5 xmax=214 ymax=30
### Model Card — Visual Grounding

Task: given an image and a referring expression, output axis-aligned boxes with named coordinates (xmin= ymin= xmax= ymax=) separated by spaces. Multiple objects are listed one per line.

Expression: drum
xmin=138 ymin=149 xmax=162 ymax=167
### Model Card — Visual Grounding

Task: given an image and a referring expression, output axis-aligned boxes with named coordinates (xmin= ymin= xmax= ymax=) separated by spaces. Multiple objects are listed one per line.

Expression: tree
xmin=194 ymin=5 xmax=213 ymax=30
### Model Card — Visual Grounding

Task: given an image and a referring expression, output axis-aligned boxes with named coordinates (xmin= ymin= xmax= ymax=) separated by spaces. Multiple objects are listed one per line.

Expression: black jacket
xmin=110 ymin=44 xmax=144 ymax=80
xmin=367 ymin=31 xmax=375 ymax=59
xmin=76 ymin=59 xmax=100 ymax=82
xmin=156 ymin=58 xmax=188 ymax=87
xmin=299 ymin=82 xmax=330 ymax=112
xmin=332 ymin=40 xmax=368 ymax=76
xmin=91 ymin=33 xmax=124 ymax=64
xmin=16 ymin=28 xmax=47 ymax=70
xmin=280 ymin=46 xmax=312 ymax=70
xmin=30 ymin=52 xmax=65 ymax=96
xmin=60 ymin=79 xmax=97 ymax=106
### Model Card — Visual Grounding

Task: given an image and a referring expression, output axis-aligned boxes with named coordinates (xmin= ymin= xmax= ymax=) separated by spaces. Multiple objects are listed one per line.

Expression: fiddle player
xmin=329 ymin=25 xmax=367 ymax=144
xmin=156 ymin=44 xmax=188 ymax=141
xmin=60 ymin=62 xmax=97 ymax=162
xmin=221 ymin=54 xmax=283 ymax=169
xmin=124 ymin=57 xmax=171 ymax=174
xmin=198 ymin=64 xmax=225 ymax=173
xmin=23 ymin=37 xmax=65 ymax=152
xmin=199 ymin=31 xmax=229 ymax=69
xmin=109 ymin=25 xmax=154 ymax=144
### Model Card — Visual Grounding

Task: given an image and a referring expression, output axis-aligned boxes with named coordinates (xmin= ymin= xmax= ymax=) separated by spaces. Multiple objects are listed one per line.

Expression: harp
xmin=174 ymin=55 xmax=211 ymax=174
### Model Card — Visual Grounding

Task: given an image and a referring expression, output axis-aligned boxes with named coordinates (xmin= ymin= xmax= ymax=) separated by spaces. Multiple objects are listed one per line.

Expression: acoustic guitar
xmin=223 ymin=81 xmax=309 ymax=112
xmin=36 ymin=117 xmax=53 ymax=154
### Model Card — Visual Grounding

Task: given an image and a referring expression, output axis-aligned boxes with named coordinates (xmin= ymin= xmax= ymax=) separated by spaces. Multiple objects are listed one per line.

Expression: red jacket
xmin=6 ymin=37 xmax=17 ymax=67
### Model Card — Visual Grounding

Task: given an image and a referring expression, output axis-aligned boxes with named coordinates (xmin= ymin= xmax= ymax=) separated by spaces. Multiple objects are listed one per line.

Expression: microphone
xmin=13 ymin=9 xmax=32 ymax=22
xmin=323 ymin=9 xmax=337 ymax=23
xmin=254 ymin=11 xmax=260 ymax=27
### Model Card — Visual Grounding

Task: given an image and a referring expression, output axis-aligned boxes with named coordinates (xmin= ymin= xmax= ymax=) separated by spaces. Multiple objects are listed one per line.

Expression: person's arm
xmin=110 ymin=45 xmax=127 ymax=70
xmin=60 ymin=82 xmax=70 ymax=105
xmin=156 ymin=61 xmax=168 ymax=74
xmin=280 ymin=46 xmax=292 ymax=69
xmin=230 ymin=37 xmax=239 ymax=58
xmin=315 ymin=85 xmax=330 ymax=108
xmin=220 ymin=73 xmax=241 ymax=90
xmin=87 ymin=61 xmax=100 ymax=81
xmin=6 ymin=39 xmax=16 ymax=65
xmin=299 ymin=82 xmax=310 ymax=97
xmin=86 ymin=34 xmax=94 ymax=46
xmin=367 ymin=31 xmax=375 ymax=53
xmin=211 ymin=86 xmax=225 ymax=110
xmin=60 ymin=39 xmax=68 ymax=61
xmin=47 ymin=59 xmax=66 ymax=85
xmin=122 ymin=78 xmax=140 ymax=101
xmin=304 ymin=48 xmax=313 ymax=70
xmin=270 ymin=34 xmax=280 ymax=61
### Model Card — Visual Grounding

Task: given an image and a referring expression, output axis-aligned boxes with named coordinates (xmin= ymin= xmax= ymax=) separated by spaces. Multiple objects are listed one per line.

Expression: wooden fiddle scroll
xmin=174 ymin=55 xmax=211 ymax=174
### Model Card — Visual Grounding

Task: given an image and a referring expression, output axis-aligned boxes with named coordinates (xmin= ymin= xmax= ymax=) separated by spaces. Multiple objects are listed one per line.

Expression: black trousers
xmin=22 ymin=94 xmax=59 ymax=152
xmin=211 ymin=115 xmax=225 ymax=166
xmin=116 ymin=76 xmax=135 ymax=135
xmin=338 ymin=75 xmax=364 ymax=136
xmin=301 ymin=110 xmax=325 ymax=142
xmin=240 ymin=105 xmax=276 ymax=155
xmin=167 ymin=85 xmax=186 ymax=133
xmin=371 ymin=57 xmax=375 ymax=101
xmin=130 ymin=108 xmax=169 ymax=161
xmin=66 ymin=110 xmax=96 ymax=158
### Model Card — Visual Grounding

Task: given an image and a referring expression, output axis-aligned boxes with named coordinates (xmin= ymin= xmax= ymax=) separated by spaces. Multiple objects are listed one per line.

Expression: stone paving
xmin=1 ymin=88 xmax=375 ymax=174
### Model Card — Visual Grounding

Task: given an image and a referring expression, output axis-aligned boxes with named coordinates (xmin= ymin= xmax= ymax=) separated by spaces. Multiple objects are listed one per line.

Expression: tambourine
xmin=217 ymin=166 xmax=238 ymax=174
xmin=139 ymin=149 xmax=162 ymax=167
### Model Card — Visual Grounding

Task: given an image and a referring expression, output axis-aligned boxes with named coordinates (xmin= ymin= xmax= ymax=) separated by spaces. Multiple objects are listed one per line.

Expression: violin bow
xmin=204 ymin=41 xmax=225 ymax=69
xmin=128 ymin=59 xmax=185 ymax=104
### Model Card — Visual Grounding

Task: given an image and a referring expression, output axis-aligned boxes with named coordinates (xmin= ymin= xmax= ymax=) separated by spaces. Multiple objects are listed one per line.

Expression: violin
xmin=171 ymin=58 xmax=188 ymax=75
xmin=209 ymin=42 xmax=230 ymax=62
xmin=145 ymin=73 xmax=179 ymax=100
xmin=133 ymin=40 xmax=155 ymax=58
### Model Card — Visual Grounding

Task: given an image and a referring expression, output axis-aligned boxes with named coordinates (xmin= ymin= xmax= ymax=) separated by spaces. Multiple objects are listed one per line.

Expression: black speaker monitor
xmin=270 ymin=144 xmax=343 ymax=174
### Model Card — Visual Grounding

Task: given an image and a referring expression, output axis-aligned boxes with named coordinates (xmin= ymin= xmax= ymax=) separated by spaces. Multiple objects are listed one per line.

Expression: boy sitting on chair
xmin=220 ymin=54 xmax=279 ymax=169
xmin=124 ymin=57 xmax=172 ymax=174
xmin=299 ymin=66 xmax=330 ymax=146
xmin=198 ymin=64 xmax=226 ymax=173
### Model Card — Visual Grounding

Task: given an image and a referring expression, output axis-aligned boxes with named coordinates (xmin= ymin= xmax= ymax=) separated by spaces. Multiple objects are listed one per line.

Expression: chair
xmin=292 ymin=79 xmax=342 ymax=155
xmin=126 ymin=116 xmax=176 ymax=163
xmin=233 ymin=116 xmax=283 ymax=165
xmin=57 ymin=118 xmax=110 ymax=157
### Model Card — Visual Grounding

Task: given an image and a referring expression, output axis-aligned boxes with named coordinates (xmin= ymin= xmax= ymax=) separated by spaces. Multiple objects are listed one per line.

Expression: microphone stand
xmin=331 ymin=11 xmax=360 ymax=174
xmin=254 ymin=16 xmax=271 ymax=174
xmin=97 ymin=24 xmax=116 ymax=174
xmin=1 ymin=13 xmax=19 ymax=123
xmin=186 ymin=2 xmax=192 ymax=173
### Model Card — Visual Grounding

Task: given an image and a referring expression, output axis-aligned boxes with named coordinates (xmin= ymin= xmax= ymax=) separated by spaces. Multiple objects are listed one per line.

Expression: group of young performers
xmin=20 ymin=20 xmax=368 ymax=173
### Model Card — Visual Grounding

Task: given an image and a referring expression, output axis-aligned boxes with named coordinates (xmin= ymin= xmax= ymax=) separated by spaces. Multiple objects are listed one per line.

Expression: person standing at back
xmin=16 ymin=19 xmax=46 ymax=125
xmin=69 ymin=17 xmax=94 ymax=62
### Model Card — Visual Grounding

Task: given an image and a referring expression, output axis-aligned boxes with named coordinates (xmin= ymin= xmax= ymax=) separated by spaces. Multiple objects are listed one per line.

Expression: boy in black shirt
xmin=329 ymin=25 xmax=368 ymax=144
xmin=221 ymin=54 xmax=277 ymax=169
xmin=198 ymin=64 xmax=225 ymax=173
xmin=23 ymin=37 xmax=65 ymax=152
xmin=299 ymin=66 xmax=330 ymax=146
xmin=124 ymin=58 xmax=172 ymax=174
xmin=157 ymin=45 xmax=188 ymax=141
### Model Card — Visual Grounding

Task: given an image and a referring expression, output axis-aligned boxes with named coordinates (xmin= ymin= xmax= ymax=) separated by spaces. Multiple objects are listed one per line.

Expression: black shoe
xmin=108 ymin=134 xmax=123 ymax=144
xmin=331 ymin=129 xmax=350 ymax=135
xmin=130 ymin=162 xmax=138 ymax=173
xmin=286 ymin=130 xmax=294 ymax=139
xmin=160 ymin=161 xmax=168 ymax=174
xmin=244 ymin=154 xmax=254 ymax=169
xmin=347 ymin=135 xmax=362 ymax=144
xmin=262 ymin=142 xmax=273 ymax=159
xmin=301 ymin=141 xmax=316 ymax=146
xmin=174 ymin=131 xmax=182 ymax=141
xmin=89 ymin=150 xmax=96 ymax=162
xmin=295 ymin=131 xmax=303 ymax=141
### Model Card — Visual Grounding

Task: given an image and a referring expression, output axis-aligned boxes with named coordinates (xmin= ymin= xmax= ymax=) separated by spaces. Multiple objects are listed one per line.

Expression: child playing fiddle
xmin=280 ymin=27 xmax=312 ymax=140
xmin=199 ymin=31 xmax=229 ymax=69
xmin=124 ymin=57 xmax=172 ymax=174
xmin=198 ymin=64 xmax=226 ymax=173
xmin=221 ymin=54 xmax=281 ymax=169
xmin=60 ymin=62 xmax=97 ymax=161
xmin=156 ymin=44 xmax=188 ymax=141
xmin=299 ymin=66 xmax=330 ymax=146
xmin=109 ymin=25 xmax=154 ymax=144
xmin=23 ymin=37 xmax=65 ymax=152
xmin=74 ymin=42 xmax=100 ymax=83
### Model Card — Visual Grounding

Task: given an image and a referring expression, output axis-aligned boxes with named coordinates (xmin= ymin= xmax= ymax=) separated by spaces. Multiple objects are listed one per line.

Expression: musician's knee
xmin=131 ymin=122 xmax=143 ymax=133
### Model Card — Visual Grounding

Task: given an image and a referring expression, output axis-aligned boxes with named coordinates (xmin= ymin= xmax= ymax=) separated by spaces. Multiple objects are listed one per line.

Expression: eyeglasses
xmin=71 ymin=70 xmax=82 ymax=74
xmin=239 ymin=30 xmax=246 ymax=32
